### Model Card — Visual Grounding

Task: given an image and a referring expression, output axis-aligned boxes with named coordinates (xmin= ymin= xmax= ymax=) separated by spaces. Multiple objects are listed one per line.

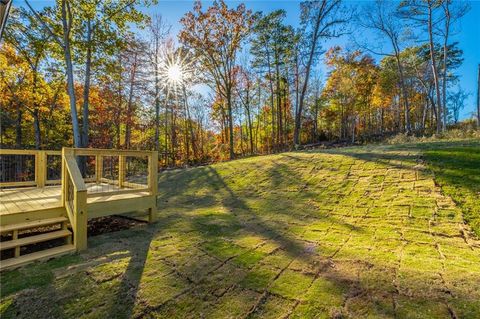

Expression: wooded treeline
xmin=0 ymin=0 xmax=475 ymax=166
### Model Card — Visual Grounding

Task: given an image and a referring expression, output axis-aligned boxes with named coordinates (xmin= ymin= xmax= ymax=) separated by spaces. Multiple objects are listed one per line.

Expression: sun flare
xmin=167 ymin=63 xmax=183 ymax=84
xmin=156 ymin=47 xmax=195 ymax=91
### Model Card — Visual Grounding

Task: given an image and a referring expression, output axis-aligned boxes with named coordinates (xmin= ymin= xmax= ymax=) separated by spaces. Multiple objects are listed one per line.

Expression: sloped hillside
xmin=1 ymin=140 xmax=479 ymax=318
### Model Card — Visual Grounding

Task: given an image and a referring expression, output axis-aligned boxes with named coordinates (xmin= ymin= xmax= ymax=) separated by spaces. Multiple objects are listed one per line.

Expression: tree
xmin=294 ymin=0 xmax=348 ymax=146
xmin=478 ymin=64 xmax=480 ymax=127
xmin=0 ymin=44 xmax=31 ymax=148
xmin=322 ymin=47 xmax=378 ymax=142
xmin=0 ymin=43 xmax=70 ymax=149
xmin=25 ymin=0 xmax=152 ymax=148
xmin=359 ymin=0 xmax=412 ymax=134
xmin=400 ymin=0 xmax=444 ymax=133
xmin=179 ymin=0 xmax=254 ymax=159
xmin=235 ymin=63 xmax=256 ymax=154
xmin=4 ymin=7 xmax=53 ymax=149
xmin=437 ymin=0 xmax=469 ymax=131
xmin=250 ymin=10 xmax=295 ymax=151
xmin=147 ymin=14 xmax=170 ymax=151
xmin=75 ymin=0 xmax=151 ymax=148
xmin=448 ymin=86 xmax=468 ymax=123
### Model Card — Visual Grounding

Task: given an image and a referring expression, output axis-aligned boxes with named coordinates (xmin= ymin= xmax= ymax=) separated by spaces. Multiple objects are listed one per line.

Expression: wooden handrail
xmin=0 ymin=149 xmax=62 ymax=188
xmin=0 ymin=149 xmax=61 ymax=155
xmin=62 ymin=149 xmax=87 ymax=251
xmin=65 ymin=147 xmax=153 ymax=157
xmin=63 ymin=153 xmax=87 ymax=192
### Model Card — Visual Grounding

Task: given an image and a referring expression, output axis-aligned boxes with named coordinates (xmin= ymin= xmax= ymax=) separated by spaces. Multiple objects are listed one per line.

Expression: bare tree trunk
xmin=183 ymin=86 xmax=197 ymax=159
xmin=393 ymin=50 xmax=411 ymax=134
xmin=171 ymin=106 xmax=176 ymax=164
xmin=124 ymin=51 xmax=138 ymax=149
xmin=33 ymin=109 xmax=41 ymax=149
xmin=422 ymin=98 xmax=428 ymax=131
xmin=25 ymin=0 xmax=80 ymax=147
xmin=61 ymin=0 xmax=81 ymax=147
xmin=441 ymin=2 xmax=450 ymax=130
xmin=265 ymin=50 xmax=275 ymax=152
xmin=115 ymin=55 xmax=122 ymax=149
xmin=275 ymin=56 xmax=282 ymax=148
xmin=15 ymin=103 xmax=22 ymax=148
xmin=351 ymin=116 xmax=356 ymax=144
xmin=81 ymin=18 xmax=92 ymax=148
xmin=31 ymin=70 xmax=42 ymax=149
xmin=294 ymin=45 xmax=300 ymax=140
xmin=154 ymin=45 xmax=160 ymax=151
xmin=242 ymin=81 xmax=254 ymax=154
xmin=256 ymin=80 xmax=261 ymax=151
xmin=293 ymin=0 xmax=337 ymax=146
xmin=477 ymin=64 xmax=480 ymax=128
xmin=164 ymin=95 xmax=169 ymax=166
xmin=427 ymin=1 xmax=443 ymax=133
xmin=227 ymin=88 xmax=235 ymax=159
xmin=294 ymin=5 xmax=323 ymax=146
xmin=380 ymin=108 xmax=384 ymax=134
xmin=239 ymin=118 xmax=245 ymax=155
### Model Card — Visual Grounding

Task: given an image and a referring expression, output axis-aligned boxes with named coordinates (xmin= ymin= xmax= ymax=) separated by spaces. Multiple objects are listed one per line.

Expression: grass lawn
xmin=1 ymin=140 xmax=479 ymax=318
xmin=423 ymin=144 xmax=480 ymax=237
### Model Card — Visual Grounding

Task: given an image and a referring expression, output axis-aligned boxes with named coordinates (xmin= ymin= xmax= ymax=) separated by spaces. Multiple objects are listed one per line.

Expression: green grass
xmin=423 ymin=144 xmax=480 ymax=236
xmin=1 ymin=139 xmax=480 ymax=318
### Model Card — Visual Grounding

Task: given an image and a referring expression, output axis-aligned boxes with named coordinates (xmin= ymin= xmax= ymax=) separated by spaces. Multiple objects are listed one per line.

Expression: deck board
xmin=0 ymin=183 xmax=150 ymax=215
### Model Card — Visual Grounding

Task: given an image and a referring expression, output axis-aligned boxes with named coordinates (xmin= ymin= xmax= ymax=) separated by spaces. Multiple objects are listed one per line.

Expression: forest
xmin=0 ymin=0 xmax=477 ymax=166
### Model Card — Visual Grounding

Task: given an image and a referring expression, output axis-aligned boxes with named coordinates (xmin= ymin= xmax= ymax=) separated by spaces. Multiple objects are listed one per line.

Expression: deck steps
xmin=0 ymin=216 xmax=74 ymax=271
xmin=0 ymin=245 xmax=75 ymax=270
xmin=0 ymin=229 xmax=72 ymax=251
xmin=0 ymin=216 xmax=69 ymax=234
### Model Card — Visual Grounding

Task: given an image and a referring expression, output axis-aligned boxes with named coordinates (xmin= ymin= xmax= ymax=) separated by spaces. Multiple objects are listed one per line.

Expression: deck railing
xmin=0 ymin=149 xmax=62 ymax=188
xmin=64 ymin=148 xmax=158 ymax=196
xmin=0 ymin=148 xmax=158 ymax=195
xmin=1 ymin=147 xmax=158 ymax=252
xmin=60 ymin=148 xmax=157 ymax=250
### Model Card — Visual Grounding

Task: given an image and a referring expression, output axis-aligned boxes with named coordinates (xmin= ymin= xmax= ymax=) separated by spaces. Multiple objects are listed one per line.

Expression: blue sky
xmin=147 ymin=0 xmax=479 ymax=120
xmin=23 ymin=0 xmax=480 ymax=119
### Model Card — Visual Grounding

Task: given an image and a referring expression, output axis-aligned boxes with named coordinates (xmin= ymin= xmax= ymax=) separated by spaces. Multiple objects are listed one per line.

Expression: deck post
xmin=119 ymin=155 xmax=126 ymax=188
xmin=61 ymin=149 xmax=66 ymax=206
xmin=36 ymin=151 xmax=47 ymax=188
xmin=73 ymin=189 xmax=88 ymax=251
xmin=95 ymin=155 xmax=103 ymax=184
xmin=148 ymin=151 xmax=158 ymax=222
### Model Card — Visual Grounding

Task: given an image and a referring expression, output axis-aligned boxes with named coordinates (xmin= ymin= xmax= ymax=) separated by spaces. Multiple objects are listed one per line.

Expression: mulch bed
xmin=87 ymin=215 xmax=147 ymax=236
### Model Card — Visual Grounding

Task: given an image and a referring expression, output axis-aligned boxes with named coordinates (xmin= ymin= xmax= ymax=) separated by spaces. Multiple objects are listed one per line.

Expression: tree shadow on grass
xmin=318 ymin=140 xmax=480 ymax=194
xmin=0 ymin=212 xmax=181 ymax=319
xmin=87 ymin=143 xmax=480 ymax=317
xmin=154 ymin=164 xmax=478 ymax=318
xmin=3 ymin=143 xmax=480 ymax=318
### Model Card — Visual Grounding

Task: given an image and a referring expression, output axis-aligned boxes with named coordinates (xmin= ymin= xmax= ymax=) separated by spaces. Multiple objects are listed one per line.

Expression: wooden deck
xmin=0 ymin=183 xmax=150 ymax=215
xmin=0 ymin=148 xmax=158 ymax=270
